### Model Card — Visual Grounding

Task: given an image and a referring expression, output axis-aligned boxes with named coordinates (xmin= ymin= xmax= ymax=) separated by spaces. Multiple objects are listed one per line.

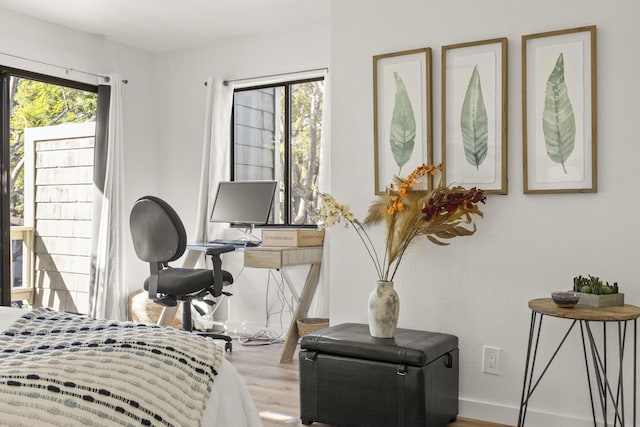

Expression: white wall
xmin=330 ymin=0 xmax=639 ymax=425
xmin=154 ymin=23 xmax=331 ymax=228
xmin=154 ymin=23 xmax=331 ymax=333
xmin=0 ymin=8 xmax=158 ymax=299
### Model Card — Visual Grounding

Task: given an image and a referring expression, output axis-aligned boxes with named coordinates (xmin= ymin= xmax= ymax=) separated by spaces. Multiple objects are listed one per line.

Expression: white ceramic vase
xmin=367 ymin=280 xmax=399 ymax=338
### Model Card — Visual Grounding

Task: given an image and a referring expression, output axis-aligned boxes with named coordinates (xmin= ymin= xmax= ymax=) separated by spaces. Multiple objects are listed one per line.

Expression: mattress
xmin=0 ymin=307 xmax=262 ymax=427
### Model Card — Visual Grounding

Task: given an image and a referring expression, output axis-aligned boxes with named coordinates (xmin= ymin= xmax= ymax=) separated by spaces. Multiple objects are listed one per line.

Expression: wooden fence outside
xmin=24 ymin=122 xmax=96 ymax=314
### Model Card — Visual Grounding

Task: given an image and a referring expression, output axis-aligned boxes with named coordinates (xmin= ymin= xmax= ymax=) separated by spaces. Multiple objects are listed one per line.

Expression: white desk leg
xmin=279 ymin=262 xmax=322 ymax=363
xmin=157 ymin=250 xmax=201 ymax=327
xmin=280 ymin=269 xmax=300 ymax=302
xmin=158 ymin=305 xmax=179 ymax=327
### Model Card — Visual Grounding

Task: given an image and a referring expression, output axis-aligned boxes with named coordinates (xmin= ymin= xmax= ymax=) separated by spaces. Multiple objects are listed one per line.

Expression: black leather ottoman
xmin=299 ymin=323 xmax=458 ymax=427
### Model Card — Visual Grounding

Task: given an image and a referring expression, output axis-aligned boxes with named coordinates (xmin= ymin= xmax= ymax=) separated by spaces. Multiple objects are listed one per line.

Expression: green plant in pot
xmin=573 ymin=275 xmax=618 ymax=295
xmin=573 ymin=275 xmax=623 ymax=307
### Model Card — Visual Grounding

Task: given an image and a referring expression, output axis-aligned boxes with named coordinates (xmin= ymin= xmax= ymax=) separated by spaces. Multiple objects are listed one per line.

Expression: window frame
xmin=230 ymin=76 xmax=324 ymax=228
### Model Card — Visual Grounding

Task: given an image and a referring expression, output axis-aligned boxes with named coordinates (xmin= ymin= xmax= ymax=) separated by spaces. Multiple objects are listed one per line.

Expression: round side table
xmin=518 ymin=298 xmax=640 ymax=426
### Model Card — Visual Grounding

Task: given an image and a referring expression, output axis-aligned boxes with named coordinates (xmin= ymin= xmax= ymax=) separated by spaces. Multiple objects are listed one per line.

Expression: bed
xmin=0 ymin=307 xmax=262 ymax=427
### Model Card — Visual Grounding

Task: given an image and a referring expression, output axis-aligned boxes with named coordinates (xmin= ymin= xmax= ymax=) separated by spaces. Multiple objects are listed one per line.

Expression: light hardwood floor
xmin=225 ymin=340 xmax=512 ymax=427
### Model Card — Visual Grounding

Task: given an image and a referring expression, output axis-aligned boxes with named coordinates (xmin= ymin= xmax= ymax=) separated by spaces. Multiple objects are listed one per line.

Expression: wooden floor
xmin=226 ymin=339 xmax=512 ymax=427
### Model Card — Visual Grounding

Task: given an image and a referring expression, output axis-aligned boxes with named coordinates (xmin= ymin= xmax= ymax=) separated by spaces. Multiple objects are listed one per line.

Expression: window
xmin=232 ymin=77 xmax=324 ymax=226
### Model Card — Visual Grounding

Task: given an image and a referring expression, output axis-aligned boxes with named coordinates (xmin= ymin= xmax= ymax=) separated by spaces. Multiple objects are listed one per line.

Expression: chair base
xmin=197 ymin=332 xmax=232 ymax=352
xmin=183 ymin=300 xmax=233 ymax=352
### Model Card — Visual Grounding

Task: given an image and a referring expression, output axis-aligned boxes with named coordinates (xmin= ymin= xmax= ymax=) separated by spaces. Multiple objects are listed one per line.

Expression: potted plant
xmin=573 ymin=275 xmax=624 ymax=307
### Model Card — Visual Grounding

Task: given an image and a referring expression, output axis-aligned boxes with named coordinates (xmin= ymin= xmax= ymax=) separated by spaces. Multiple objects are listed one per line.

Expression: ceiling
xmin=0 ymin=0 xmax=331 ymax=53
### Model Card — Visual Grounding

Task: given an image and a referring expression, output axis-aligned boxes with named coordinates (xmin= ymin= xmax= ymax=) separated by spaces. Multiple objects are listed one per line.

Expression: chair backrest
xmin=129 ymin=196 xmax=187 ymax=263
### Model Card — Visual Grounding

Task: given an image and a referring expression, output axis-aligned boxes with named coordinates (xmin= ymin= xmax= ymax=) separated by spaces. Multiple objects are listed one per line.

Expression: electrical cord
xmin=238 ymin=268 xmax=293 ymax=346
xmin=238 ymin=329 xmax=284 ymax=346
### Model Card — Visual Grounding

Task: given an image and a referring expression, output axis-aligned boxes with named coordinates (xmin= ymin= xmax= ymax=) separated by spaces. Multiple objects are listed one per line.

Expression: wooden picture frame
xmin=373 ymin=48 xmax=433 ymax=194
xmin=522 ymin=25 xmax=597 ymax=193
xmin=442 ymin=38 xmax=508 ymax=194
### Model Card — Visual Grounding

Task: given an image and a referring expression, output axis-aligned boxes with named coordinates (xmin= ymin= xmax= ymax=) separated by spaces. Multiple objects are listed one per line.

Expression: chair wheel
xmin=225 ymin=341 xmax=232 ymax=352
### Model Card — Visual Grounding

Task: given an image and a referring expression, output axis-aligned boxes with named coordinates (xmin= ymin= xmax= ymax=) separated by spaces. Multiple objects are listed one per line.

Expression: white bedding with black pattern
xmin=0 ymin=307 xmax=261 ymax=427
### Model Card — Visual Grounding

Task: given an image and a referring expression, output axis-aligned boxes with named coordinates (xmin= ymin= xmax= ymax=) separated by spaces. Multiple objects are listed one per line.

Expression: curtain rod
xmin=217 ymin=67 xmax=328 ymax=86
xmin=0 ymin=51 xmax=128 ymax=84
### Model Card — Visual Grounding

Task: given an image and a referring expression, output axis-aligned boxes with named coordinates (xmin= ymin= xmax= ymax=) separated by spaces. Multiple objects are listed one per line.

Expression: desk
xmin=518 ymin=299 xmax=640 ymax=426
xmin=174 ymin=244 xmax=323 ymax=363
xmin=243 ymin=246 xmax=323 ymax=363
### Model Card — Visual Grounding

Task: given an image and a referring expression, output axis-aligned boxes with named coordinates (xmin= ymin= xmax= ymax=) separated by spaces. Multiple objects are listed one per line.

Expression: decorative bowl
xmin=551 ymin=291 xmax=580 ymax=308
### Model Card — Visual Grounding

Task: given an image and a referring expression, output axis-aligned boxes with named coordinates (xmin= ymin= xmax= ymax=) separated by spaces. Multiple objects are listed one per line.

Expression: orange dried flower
xmin=386 ymin=163 xmax=435 ymax=215
xmin=316 ymin=163 xmax=485 ymax=282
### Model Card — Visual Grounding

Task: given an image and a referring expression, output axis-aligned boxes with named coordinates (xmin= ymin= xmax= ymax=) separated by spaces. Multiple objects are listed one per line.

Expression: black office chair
xmin=129 ymin=195 xmax=235 ymax=351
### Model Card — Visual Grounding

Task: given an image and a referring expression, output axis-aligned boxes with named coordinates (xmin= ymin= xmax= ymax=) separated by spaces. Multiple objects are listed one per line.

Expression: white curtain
xmin=193 ymin=78 xmax=235 ymax=244
xmin=309 ymin=72 xmax=331 ymax=318
xmin=188 ymin=78 xmax=234 ymax=330
xmin=89 ymin=75 xmax=127 ymax=321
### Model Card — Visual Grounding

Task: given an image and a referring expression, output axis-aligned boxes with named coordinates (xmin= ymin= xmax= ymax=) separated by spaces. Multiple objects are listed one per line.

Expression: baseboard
xmin=458 ymin=398 xmax=516 ymax=425
xmin=459 ymin=398 xmax=606 ymax=427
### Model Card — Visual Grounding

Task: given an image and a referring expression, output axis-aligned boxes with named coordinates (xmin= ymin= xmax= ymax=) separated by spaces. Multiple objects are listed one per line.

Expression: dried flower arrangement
xmin=315 ymin=164 xmax=486 ymax=281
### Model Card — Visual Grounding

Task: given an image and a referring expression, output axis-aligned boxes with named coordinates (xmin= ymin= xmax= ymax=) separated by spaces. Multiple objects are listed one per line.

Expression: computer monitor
xmin=210 ymin=180 xmax=277 ymax=226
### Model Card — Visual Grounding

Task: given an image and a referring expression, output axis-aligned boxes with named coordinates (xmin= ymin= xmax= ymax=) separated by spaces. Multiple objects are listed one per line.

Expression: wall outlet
xmin=483 ymin=346 xmax=502 ymax=375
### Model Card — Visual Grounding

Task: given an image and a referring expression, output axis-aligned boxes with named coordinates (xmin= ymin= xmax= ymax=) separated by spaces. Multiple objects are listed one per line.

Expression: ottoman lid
xmin=300 ymin=323 xmax=458 ymax=367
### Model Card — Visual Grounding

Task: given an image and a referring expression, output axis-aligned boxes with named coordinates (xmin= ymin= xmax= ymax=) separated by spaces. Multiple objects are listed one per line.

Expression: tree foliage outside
xmin=9 ymin=77 xmax=97 ymax=224
xmin=283 ymin=80 xmax=323 ymax=224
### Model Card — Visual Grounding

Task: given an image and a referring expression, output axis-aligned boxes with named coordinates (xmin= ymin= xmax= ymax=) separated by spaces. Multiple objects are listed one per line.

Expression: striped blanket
xmin=0 ymin=308 xmax=222 ymax=427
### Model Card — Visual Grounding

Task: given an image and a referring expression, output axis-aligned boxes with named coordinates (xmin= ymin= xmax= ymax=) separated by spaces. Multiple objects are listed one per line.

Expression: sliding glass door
xmin=0 ymin=67 xmax=98 ymax=308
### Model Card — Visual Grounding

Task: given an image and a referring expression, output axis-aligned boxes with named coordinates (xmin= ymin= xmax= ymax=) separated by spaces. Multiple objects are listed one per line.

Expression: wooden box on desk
xmin=261 ymin=228 xmax=325 ymax=247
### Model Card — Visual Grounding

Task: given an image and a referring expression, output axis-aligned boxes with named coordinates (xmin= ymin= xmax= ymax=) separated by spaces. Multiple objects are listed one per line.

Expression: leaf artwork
xmin=460 ymin=65 xmax=489 ymax=170
xmin=389 ymin=72 xmax=416 ymax=175
xmin=543 ymin=53 xmax=576 ymax=174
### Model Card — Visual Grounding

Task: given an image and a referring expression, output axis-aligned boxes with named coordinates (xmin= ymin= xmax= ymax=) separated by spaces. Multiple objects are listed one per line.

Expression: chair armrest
xmin=205 ymin=245 xmax=236 ymax=256
xmin=204 ymin=245 xmax=234 ymax=298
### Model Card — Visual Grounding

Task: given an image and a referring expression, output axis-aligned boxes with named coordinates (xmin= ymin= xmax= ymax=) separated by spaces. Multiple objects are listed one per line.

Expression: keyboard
xmin=208 ymin=239 xmax=260 ymax=248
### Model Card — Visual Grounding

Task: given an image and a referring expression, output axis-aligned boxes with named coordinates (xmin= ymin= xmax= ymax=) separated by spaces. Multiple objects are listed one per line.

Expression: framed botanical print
xmin=442 ymin=38 xmax=508 ymax=194
xmin=373 ymin=48 xmax=433 ymax=194
xmin=522 ymin=25 xmax=597 ymax=193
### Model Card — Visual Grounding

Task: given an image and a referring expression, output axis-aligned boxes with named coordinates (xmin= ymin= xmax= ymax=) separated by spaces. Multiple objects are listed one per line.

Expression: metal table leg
xmin=583 ymin=320 xmax=630 ymax=426
xmin=518 ymin=313 xmax=577 ymax=426
xmin=518 ymin=311 xmax=540 ymax=427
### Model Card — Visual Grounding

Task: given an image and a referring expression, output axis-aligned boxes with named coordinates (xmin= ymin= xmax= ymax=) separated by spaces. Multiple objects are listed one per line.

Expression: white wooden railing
xmin=9 ymin=226 xmax=34 ymax=304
